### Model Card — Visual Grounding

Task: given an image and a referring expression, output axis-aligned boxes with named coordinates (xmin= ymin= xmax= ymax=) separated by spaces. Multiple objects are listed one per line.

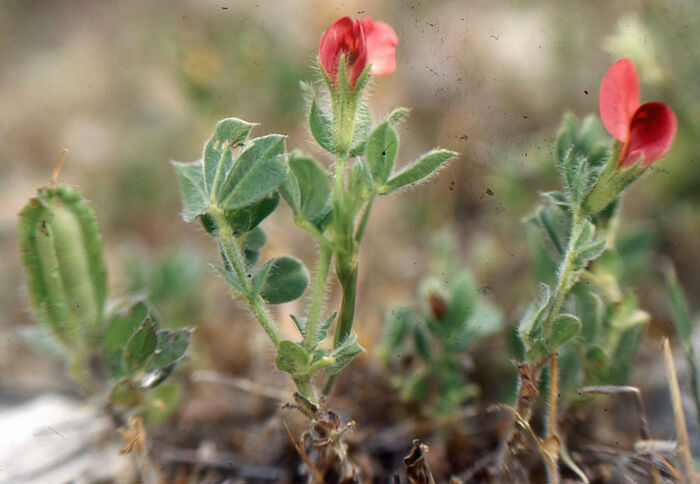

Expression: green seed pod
xmin=17 ymin=184 xmax=107 ymax=350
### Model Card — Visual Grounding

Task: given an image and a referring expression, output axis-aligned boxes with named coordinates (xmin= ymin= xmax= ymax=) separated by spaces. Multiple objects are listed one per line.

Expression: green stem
xmin=294 ymin=377 xmax=314 ymax=403
xmin=545 ymin=211 xmax=585 ymax=333
xmin=323 ymin=261 xmax=358 ymax=395
xmin=211 ymin=207 xmax=282 ymax=347
xmin=304 ymin=244 xmax=332 ymax=349
xmin=334 ymin=262 xmax=358 ymax=347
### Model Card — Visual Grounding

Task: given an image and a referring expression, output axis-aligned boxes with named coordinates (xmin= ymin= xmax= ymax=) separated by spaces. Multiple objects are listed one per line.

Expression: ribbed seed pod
xmin=17 ymin=184 xmax=107 ymax=350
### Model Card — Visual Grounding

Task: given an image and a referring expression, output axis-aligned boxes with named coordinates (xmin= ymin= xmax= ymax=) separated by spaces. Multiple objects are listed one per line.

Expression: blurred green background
xmin=2 ymin=0 xmax=699 ymax=400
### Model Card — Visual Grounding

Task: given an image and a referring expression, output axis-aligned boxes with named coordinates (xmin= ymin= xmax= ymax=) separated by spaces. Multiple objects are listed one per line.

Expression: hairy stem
xmin=304 ymin=244 xmax=333 ymax=349
xmin=334 ymin=262 xmax=358 ymax=347
xmin=211 ymin=207 xmax=282 ymax=347
xmin=546 ymin=211 xmax=584 ymax=332
xmin=547 ymin=353 xmax=559 ymax=440
xmin=323 ymin=261 xmax=358 ymax=395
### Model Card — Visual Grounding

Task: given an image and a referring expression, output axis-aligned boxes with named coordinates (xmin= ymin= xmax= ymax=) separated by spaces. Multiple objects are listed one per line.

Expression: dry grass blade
xmin=50 ymin=148 xmax=68 ymax=184
xmin=191 ymin=370 xmax=288 ymax=402
xmin=575 ymin=444 xmax=681 ymax=482
xmin=662 ymin=338 xmax=697 ymax=483
xmin=117 ymin=416 xmax=162 ymax=484
xmin=490 ymin=404 xmax=560 ymax=481
xmin=283 ymin=421 xmax=325 ymax=483
xmin=634 ymin=440 xmax=678 ymax=457
xmin=580 ymin=384 xmax=660 ymax=481
xmin=579 ymin=385 xmax=652 ymax=439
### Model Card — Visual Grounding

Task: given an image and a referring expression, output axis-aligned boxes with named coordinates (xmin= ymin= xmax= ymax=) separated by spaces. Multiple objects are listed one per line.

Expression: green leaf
xmin=534 ymin=206 xmax=566 ymax=256
xmin=349 ymin=100 xmax=373 ymax=157
xmin=314 ymin=312 xmax=337 ymax=346
xmin=280 ymin=166 xmax=301 ymax=214
xmin=414 ymin=323 xmax=431 ymax=361
xmin=123 ymin=317 xmax=157 ymax=375
xmin=572 ymin=283 xmax=604 ymax=344
xmin=585 ymin=345 xmax=607 ymax=367
xmin=388 ymin=107 xmax=410 ymax=125
xmin=251 ymin=259 xmax=273 ymax=295
xmin=555 ymin=114 xmax=619 ymax=214
xmin=275 ymin=340 xmax=310 ymax=375
xmin=287 ymin=153 xmax=332 ymax=228
xmin=290 ymin=314 xmax=306 ymax=336
xmin=199 ymin=191 xmax=279 ymax=235
xmin=609 ymin=293 xmax=649 ymax=333
xmin=577 ymin=115 xmax=609 ymax=166
xmin=215 ymin=265 xmax=244 ymax=293
xmin=225 ymin=191 xmax=280 ymax=234
xmin=443 ymin=271 xmax=477 ymax=336
xmin=380 ymin=150 xmax=456 ymax=195
xmin=554 ymin=113 xmax=612 ymax=213
xmin=526 ymin=340 xmax=550 ymax=362
xmin=382 ymin=306 xmax=414 ymax=355
xmin=218 ymin=135 xmax=288 ymax=210
xmin=172 ymin=160 xmax=207 ymax=221
xmin=366 ymin=121 xmax=399 ymax=185
xmin=594 ymin=249 xmax=623 ymax=279
xmin=583 ymin=150 xmax=641 ymax=215
xmin=17 ymin=185 xmax=108 ymax=349
xmin=547 ymin=314 xmax=581 ymax=349
xmin=259 ymin=256 xmax=309 ymax=304
xmin=326 ymin=333 xmax=364 ymax=375
xmin=241 ymin=226 xmax=267 ymax=267
xmin=303 ymin=82 xmax=334 ymax=153
xmin=346 ymin=160 xmax=374 ymax=212
xmin=555 ymin=113 xmax=578 ymax=164
xmin=403 ymin=372 xmax=430 ymax=401
xmin=518 ymin=283 xmax=551 ymax=344
xmin=146 ymin=328 xmax=192 ymax=371
xmin=572 ymin=222 xmax=605 ymax=269
xmin=458 ymin=301 xmax=503 ymax=348
xmin=540 ymin=191 xmax=571 ymax=210
xmin=561 ymin=147 xmax=589 ymax=207
xmin=104 ymin=301 xmax=150 ymax=379
xmin=574 ymin=239 xmax=606 ymax=269
xmin=665 ymin=264 xmax=694 ymax=350
xmin=203 ymin=118 xmax=255 ymax=195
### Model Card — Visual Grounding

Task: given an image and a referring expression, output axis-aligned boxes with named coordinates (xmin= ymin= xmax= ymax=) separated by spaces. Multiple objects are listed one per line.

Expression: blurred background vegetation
xmin=2 ymin=0 xmax=699 ymax=426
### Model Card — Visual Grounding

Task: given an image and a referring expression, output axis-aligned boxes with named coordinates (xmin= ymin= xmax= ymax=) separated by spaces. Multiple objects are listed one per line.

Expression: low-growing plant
xmin=18 ymin=182 xmax=192 ymax=409
xmin=172 ymin=16 xmax=456 ymax=406
xmin=12 ymin=12 xmax=690 ymax=483
xmin=498 ymin=58 xmax=677 ymax=481
xmin=17 ymin=179 xmax=192 ymax=481
xmin=380 ymin=235 xmax=502 ymax=416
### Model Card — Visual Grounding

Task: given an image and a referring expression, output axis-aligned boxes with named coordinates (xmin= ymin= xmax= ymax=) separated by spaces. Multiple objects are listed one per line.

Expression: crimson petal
xmin=319 ymin=17 xmax=356 ymax=82
xmin=622 ymin=101 xmax=677 ymax=168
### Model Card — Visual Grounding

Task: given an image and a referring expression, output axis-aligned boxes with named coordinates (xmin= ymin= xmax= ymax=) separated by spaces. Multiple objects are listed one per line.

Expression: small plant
xmin=172 ymin=16 xmax=456 ymax=405
xmin=17 ymin=180 xmax=192 ymax=481
xmin=500 ymin=58 xmax=677 ymax=481
xmin=380 ymin=236 xmax=502 ymax=416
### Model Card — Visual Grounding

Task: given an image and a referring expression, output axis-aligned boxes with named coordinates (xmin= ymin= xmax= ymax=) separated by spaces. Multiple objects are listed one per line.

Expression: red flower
xmin=598 ymin=58 xmax=677 ymax=168
xmin=319 ymin=16 xmax=398 ymax=88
